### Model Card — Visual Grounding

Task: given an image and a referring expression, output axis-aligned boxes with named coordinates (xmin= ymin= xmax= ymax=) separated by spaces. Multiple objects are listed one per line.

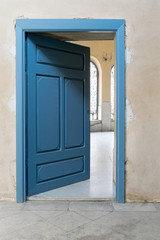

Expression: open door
xmin=27 ymin=34 xmax=90 ymax=196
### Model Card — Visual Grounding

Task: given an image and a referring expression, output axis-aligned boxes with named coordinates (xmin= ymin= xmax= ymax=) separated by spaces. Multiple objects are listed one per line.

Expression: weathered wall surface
xmin=0 ymin=0 xmax=160 ymax=201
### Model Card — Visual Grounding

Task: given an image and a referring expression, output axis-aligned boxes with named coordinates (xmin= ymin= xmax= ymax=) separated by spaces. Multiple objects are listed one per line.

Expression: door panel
xmin=37 ymin=76 xmax=60 ymax=152
xmin=37 ymin=156 xmax=84 ymax=183
xmin=37 ymin=45 xmax=84 ymax=70
xmin=27 ymin=33 xmax=90 ymax=196
xmin=65 ymin=78 xmax=84 ymax=149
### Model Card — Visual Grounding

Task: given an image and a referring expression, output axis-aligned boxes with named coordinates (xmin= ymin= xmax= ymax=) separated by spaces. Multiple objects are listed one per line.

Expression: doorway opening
xmin=28 ymin=33 xmax=116 ymax=200
xmin=16 ymin=19 xmax=125 ymax=203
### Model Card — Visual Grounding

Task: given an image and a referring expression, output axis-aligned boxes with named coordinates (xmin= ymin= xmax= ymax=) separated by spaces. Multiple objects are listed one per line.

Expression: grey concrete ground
xmin=0 ymin=201 xmax=160 ymax=240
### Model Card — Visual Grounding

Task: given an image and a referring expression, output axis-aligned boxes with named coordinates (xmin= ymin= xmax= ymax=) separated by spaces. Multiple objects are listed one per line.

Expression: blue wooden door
xmin=26 ymin=33 xmax=90 ymax=196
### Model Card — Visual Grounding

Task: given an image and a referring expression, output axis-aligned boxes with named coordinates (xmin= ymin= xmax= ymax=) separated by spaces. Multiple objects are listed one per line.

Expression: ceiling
xmin=37 ymin=32 xmax=115 ymax=41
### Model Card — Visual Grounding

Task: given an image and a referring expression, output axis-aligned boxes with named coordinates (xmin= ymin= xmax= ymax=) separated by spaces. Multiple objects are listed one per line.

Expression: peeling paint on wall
xmin=2 ymin=93 xmax=16 ymax=116
xmin=126 ymin=99 xmax=136 ymax=129
xmin=2 ymin=44 xmax=16 ymax=57
xmin=125 ymin=48 xmax=134 ymax=64
xmin=9 ymin=159 xmax=16 ymax=192
xmin=125 ymin=25 xmax=131 ymax=37
xmin=9 ymin=46 xmax=16 ymax=57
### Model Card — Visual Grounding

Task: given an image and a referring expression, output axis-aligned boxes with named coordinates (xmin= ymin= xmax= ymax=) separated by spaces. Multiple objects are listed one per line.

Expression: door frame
xmin=16 ymin=19 xmax=125 ymax=203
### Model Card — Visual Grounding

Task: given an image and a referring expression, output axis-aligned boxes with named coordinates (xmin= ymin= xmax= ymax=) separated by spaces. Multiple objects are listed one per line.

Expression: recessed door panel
xmin=37 ymin=45 xmax=84 ymax=70
xmin=65 ymin=78 xmax=84 ymax=149
xmin=37 ymin=75 xmax=60 ymax=152
xmin=37 ymin=156 xmax=84 ymax=182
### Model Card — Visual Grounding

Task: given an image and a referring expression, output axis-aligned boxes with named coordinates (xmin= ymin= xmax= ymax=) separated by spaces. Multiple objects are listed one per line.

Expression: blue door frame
xmin=16 ymin=19 xmax=125 ymax=203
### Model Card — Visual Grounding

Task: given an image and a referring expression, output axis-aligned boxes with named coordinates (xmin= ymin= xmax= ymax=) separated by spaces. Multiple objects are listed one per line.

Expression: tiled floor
xmin=0 ymin=201 xmax=160 ymax=240
xmin=30 ymin=132 xmax=115 ymax=200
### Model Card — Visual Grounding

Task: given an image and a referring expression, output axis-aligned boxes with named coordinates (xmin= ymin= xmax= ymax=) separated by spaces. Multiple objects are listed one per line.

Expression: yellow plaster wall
xmin=0 ymin=0 xmax=160 ymax=201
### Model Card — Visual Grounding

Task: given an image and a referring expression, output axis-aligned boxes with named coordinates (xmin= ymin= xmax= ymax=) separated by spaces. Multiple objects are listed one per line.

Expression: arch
xmin=110 ymin=65 xmax=115 ymax=120
xmin=90 ymin=56 xmax=102 ymax=120
xmin=90 ymin=60 xmax=98 ymax=120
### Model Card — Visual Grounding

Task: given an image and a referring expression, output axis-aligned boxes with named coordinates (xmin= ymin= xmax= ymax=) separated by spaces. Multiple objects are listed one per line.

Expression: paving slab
xmin=73 ymin=210 xmax=110 ymax=220
xmin=3 ymin=222 xmax=68 ymax=240
xmin=0 ymin=210 xmax=21 ymax=220
xmin=69 ymin=201 xmax=113 ymax=212
xmin=0 ymin=201 xmax=160 ymax=240
xmin=113 ymin=202 xmax=157 ymax=211
xmin=47 ymin=211 xmax=91 ymax=232
xmin=0 ymin=202 xmax=24 ymax=211
xmin=68 ymin=211 xmax=160 ymax=240
xmin=154 ymin=203 xmax=160 ymax=211
xmin=23 ymin=200 xmax=69 ymax=211
xmin=0 ymin=211 xmax=42 ymax=236
xmin=33 ymin=210 xmax=65 ymax=220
